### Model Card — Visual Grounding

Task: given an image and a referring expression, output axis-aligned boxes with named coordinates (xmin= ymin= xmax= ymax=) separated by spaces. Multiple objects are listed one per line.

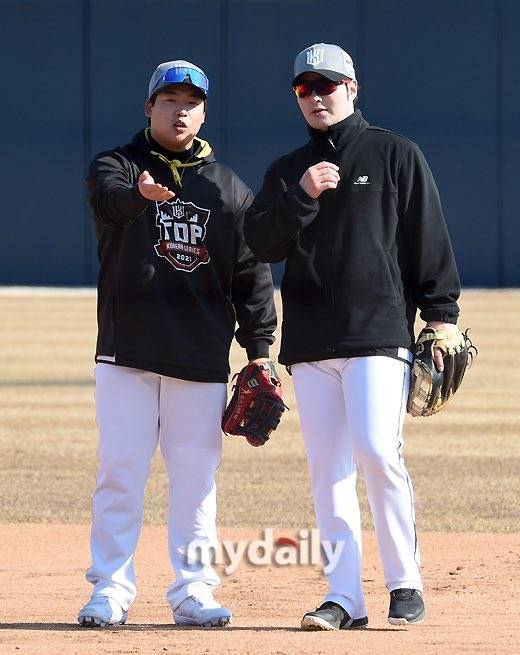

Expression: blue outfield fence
xmin=0 ymin=0 xmax=518 ymax=286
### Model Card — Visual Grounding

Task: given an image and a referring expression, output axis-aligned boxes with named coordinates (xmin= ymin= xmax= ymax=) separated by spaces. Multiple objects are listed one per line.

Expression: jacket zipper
xmin=326 ymin=138 xmax=337 ymax=346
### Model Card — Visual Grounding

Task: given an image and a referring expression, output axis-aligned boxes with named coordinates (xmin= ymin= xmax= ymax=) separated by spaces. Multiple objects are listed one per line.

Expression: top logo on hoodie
xmin=154 ymin=198 xmax=211 ymax=272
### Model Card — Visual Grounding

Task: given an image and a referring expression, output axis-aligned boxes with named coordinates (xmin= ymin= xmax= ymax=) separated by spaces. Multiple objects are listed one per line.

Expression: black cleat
xmin=301 ymin=601 xmax=368 ymax=631
xmin=388 ymin=588 xmax=425 ymax=625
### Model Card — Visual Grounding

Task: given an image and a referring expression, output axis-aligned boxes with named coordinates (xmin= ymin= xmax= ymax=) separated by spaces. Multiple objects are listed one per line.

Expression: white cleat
xmin=78 ymin=595 xmax=128 ymax=627
xmin=173 ymin=594 xmax=232 ymax=627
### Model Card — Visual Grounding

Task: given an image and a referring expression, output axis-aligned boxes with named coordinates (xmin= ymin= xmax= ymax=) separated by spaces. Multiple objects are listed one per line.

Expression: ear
xmin=348 ymin=80 xmax=358 ymax=101
xmin=144 ymin=99 xmax=153 ymax=118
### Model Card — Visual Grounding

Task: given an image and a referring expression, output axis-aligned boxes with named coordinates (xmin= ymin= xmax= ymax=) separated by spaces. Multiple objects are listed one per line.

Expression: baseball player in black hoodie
xmin=78 ymin=60 xmax=276 ymax=628
xmin=245 ymin=43 xmax=461 ymax=630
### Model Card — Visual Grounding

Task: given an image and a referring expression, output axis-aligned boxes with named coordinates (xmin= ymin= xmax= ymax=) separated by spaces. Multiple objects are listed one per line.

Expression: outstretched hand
xmin=138 ymin=170 xmax=175 ymax=201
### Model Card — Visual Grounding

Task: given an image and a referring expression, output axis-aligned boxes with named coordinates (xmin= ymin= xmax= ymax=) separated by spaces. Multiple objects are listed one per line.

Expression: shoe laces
xmin=318 ymin=601 xmax=346 ymax=618
xmin=90 ymin=595 xmax=111 ymax=608
xmin=392 ymin=588 xmax=416 ymax=601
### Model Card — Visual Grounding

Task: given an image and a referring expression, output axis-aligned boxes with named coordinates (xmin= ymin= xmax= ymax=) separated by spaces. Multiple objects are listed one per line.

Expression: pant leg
xmin=292 ymin=360 xmax=365 ymax=620
xmin=341 ymin=356 xmax=422 ymax=592
xmin=157 ymin=376 xmax=226 ymax=611
xmin=86 ymin=364 xmax=160 ymax=610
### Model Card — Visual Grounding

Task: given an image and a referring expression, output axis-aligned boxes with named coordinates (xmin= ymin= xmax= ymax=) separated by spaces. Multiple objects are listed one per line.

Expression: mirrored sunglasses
xmin=293 ymin=78 xmax=348 ymax=99
xmin=161 ymin=67 xmax=209 ymax=94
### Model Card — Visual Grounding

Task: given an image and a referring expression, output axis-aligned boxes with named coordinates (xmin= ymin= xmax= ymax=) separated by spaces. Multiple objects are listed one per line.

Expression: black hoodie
xmin=87 ymin=129 xmax=276 ymax=382
xmin=244 ymin=110 xmax=460 ymax=366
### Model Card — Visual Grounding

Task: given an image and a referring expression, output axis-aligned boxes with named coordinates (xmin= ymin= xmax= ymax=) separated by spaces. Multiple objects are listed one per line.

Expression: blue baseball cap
xmin=148 ymin=60 xmax=209 ymax=99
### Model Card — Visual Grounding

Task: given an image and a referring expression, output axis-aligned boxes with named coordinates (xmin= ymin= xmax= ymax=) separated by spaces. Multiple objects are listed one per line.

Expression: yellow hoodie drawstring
xmin=149 ymin=151 xmax=200 ymax=187
xmin=145 ymin=128 xmax=212 ymax=187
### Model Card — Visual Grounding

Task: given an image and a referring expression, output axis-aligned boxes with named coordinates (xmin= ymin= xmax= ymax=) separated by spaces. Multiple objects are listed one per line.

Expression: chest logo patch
xmin=154 ymin=198 xmax=211 ymax=272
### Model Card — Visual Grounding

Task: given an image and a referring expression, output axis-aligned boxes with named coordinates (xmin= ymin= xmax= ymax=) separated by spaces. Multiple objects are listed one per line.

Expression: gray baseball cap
xmin=293 ymin=43 xmax=356 ymax=83
xmin=148 ymin=60 xmax=209 ymax=99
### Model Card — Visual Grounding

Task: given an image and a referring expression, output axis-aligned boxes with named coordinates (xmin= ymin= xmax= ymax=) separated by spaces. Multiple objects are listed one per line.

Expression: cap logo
xmin=306 ymin=47 xmax=324 ymax=67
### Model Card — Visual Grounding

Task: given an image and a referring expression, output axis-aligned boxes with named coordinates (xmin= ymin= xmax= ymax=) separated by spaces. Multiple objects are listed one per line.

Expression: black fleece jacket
xmin=244 ymin=110 xmax=460 ymax=366
xmin=87 ymin=129 xmax=276 ymax=382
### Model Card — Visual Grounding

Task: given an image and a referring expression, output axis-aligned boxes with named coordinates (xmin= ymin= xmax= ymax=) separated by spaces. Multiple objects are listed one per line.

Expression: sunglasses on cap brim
xmin=155 ymin=66 xmax=209 ymax=95
xmin=293 ymin=78 xmax=350 ymax=99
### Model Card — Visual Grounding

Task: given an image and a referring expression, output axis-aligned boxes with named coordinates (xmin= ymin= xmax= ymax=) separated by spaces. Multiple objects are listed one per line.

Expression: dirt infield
xmin=0 ymin=289 xmax=519 ymax=653
xmin=1 ymin=526 xmax=519 ymax=654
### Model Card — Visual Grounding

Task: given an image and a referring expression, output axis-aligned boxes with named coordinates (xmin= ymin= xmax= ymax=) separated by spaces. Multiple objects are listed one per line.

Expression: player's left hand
xmin=408 ymin=325 xmax=477 ymax=417
xmin=425 ymin=321 xmax=458 ymax=371
xmin=222 ymin=360 xmax=286 ymax=446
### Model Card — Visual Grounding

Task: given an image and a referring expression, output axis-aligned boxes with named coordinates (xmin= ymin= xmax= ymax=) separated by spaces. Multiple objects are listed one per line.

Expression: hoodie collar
xmin=142 ymin=128 xmax=213 ymax=161
xmin=308 ymin=109 xmax=369 ymax=152
xmin=131 ymin=129 xmax=214 ymax=186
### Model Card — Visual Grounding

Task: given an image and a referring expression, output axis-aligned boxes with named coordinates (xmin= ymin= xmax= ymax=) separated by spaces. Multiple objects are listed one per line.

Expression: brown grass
xmin=0 ymin=288 xmax=519 ymax=531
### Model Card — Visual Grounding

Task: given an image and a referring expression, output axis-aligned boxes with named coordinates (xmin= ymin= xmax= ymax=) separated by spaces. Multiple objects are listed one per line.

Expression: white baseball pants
xmin=85 ymin=363 xmax=226 ymax=611
xmin=291 ymin=356 xmax=422 ymax=620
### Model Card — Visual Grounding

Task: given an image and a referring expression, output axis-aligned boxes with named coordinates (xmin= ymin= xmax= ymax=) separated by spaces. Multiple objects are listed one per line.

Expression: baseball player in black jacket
xmin=78 ymin=60 xmax=276 ymax=628
xmin=245 ymin=43 xmax=461 ymax=630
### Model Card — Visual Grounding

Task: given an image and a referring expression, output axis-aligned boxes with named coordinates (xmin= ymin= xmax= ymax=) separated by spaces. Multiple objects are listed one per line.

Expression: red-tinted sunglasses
xmin=293 ymin=78 xmax=349 ymax=99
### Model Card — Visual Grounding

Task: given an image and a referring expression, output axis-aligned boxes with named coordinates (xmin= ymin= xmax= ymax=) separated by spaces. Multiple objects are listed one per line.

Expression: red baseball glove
xmin=222 ymin=361 xmax=286 ymax=446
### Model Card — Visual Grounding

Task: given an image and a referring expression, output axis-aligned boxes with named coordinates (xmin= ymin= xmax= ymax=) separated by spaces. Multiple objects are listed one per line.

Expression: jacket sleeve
xmin=398 ymin=143 xmax=460 ymax=324
xmin=232 ymin=188 xmax=277 ymax=360
xmin=244 ymin=162 xmax=320 ymax=262
xmin=86 ymin=150 xmax=151 ymax=230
